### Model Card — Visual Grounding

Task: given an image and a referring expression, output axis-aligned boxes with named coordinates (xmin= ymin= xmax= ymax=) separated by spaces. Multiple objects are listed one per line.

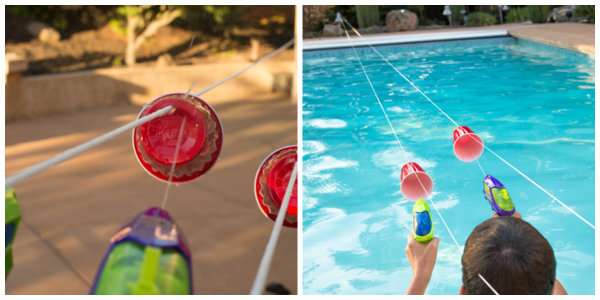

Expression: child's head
xmin=461 ymin=217 xmax=555 ymax=295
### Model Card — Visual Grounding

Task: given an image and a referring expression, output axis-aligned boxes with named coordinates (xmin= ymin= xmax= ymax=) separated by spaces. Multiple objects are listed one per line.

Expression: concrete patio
xmin=5 ymin=89 xmax=297 ymax=293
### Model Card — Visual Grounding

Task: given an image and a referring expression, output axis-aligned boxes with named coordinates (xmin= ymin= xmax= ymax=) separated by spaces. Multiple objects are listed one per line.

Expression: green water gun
xmin=91 ymin=207 xmax=193 ymax=294
xmin=5 ymin=188 xmax=21 ymax=275
xmin=412 ymin=198 xmax=434 ymax=243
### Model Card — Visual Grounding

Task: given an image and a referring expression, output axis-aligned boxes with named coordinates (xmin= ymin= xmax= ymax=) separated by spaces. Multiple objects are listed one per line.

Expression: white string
xmin=341 ymin=22 xmax=451 ymax=237
xmin=194 ymin=39 xmax=294 ymax=96
xmin=343 ymin=18 xmax=595 ymax=231
xmin=5 ymin=105 xmax=174 ymax=187
xmin=429 ymin=198 xmax=461 ymax=249
xmin=478 ymin=273 xmax=500 ymax=295
xmin=160 ymin=117 xmax=187 ymax=209
xmin=250 ymin=162 xmax=298 ymax=295
xmin=341 ymin=21 xmax=497 ymax=295
xmin=340 ymin=24 xmax=405 ymax=151
xmin=6 ymin=39 xmax=294 ymax=188
xmin=343 ymin=21 xmax=460 ymax=128
xmin=340 ymin=22 xmax=418 ymax=237
xmin=482 ymin=145 xmax=594 ymax=230
xmin=476 ymin=160 xmax=487 ymax=176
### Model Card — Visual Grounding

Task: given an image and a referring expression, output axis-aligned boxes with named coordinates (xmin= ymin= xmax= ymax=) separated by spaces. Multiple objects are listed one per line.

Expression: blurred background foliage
xmin=306 ymin=5 xmax=594 ymax=34
xmin=355 ymin=6 xmax=380 ymax=28
xmin=506 ymin=6 xmax=551 ymax=23
xmin=6 ymin=5 xmax=294 ymax=74
xmin=7 ymin=6 xmax=115 ymax=40
xmin=6 ymin=5 xmax=294 ymax=42
xmin=574 ymin=5 xmax=595 ymax=23
xmin=466 ymin=12 xmax=497 ymax=27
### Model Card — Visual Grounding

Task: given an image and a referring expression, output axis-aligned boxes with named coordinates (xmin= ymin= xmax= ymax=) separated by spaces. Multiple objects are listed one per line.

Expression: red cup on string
xmin=133 ymin=93 xmax=223 ymax=183
xmin=452 ymin=126 xmax=484 ymax=162
xmin=400 ymin=162 xmax=433 ymax=200
xmin=254 ymin=145 xmax=297 ymax=228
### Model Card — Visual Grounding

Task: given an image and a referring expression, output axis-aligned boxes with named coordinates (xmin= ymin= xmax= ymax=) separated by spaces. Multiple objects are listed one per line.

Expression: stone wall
xmin=5 ymin=60 xmax=294 ymax=121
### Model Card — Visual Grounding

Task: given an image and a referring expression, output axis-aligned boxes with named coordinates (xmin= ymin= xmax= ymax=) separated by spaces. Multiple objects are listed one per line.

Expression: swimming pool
xmin=302 ymin=37 xmax=595 ymax=295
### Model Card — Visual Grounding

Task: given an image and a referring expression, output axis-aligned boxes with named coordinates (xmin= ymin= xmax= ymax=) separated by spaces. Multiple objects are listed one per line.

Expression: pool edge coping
xmin=303 ymin=28 xmax=594 ymax=58
xmin=303 ymin=29 xmax=509 ymax=51
xmin=508 ymin=31 xmax=595 ymax=58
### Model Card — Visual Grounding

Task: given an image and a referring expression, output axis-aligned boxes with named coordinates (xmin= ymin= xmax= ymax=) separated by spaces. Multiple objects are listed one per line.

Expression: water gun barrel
xmin=91 ymin=207 xmax=193 ymax=295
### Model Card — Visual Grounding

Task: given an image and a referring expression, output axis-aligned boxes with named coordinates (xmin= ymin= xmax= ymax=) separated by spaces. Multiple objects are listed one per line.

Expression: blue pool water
xmin=302 ymin=37 xmax=595 ymax=295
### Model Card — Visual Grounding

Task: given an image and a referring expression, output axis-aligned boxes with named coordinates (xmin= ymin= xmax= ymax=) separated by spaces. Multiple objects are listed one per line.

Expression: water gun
xmin=90 ymin=207 xmax=193 ymax=295
xmin=412 ymin=198 xmax=434 ymax=243
xmin=5 ymin=188 xmax=21 ymax=275
xmin=483 ymin=175 xmax=515 ymax=217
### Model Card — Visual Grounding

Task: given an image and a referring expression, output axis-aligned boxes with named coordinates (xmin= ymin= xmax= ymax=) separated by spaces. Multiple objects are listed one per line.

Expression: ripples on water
xmin=302 ymin=37 xmax=595 ymax=294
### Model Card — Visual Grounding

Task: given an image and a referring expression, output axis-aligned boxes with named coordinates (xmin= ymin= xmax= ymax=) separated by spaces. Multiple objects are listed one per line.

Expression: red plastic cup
xmin=452 ymin=126 xmax=484 ymax=162
xmin=133 ymin=93 xmax=223 ymax=183
xmin=254 ymin=145 xmax=297 ymax=228
xmin=400 ymin=162 xmax=433 ymax=200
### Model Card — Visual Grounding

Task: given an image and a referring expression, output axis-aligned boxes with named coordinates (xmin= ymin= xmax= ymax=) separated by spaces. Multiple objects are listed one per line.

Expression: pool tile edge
xmin=303 ymin=29 xmax=509 ymax=51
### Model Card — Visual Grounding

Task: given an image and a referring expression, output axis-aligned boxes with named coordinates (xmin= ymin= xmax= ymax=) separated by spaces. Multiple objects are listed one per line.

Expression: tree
xmin=116 ymin=6 xmax=182 ymax=66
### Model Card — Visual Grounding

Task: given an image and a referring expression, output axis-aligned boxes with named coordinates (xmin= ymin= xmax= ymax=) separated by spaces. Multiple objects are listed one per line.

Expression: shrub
xmin=6 ymin=6 xmax=113 ymax=36
xmin=506 ymin=7 xmax=529 ymax=23
xmin=575 ymin=5 xmax=595 ymax=23
xmin=466 ymin=12 xmax=497 ymax=27
xmin=527 ymin=5 xmax=551 ymax=23
xmin=450 ymin=5 xmax=465 ymax=25
xmin=356 ymin=5 xmax=380 ymax=28
xmin=506 ymin=6 xmax=551 ymax=23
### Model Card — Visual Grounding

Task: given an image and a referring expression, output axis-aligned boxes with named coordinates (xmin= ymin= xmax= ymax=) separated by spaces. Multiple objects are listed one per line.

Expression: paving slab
xmin=507 ymin=23 xmax=594 ymax=56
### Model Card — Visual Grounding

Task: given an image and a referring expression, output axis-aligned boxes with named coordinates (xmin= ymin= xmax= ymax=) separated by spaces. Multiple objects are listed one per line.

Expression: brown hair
xmin=461 ymin=217 xmax=556 ymax=294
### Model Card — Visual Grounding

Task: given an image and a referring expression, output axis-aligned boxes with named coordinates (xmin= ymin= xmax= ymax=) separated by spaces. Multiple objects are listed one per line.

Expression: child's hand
xmin=552 ymin=279 xmax=567 ymax=295
xmin=405 ymin=235 xmax=439 ymax=295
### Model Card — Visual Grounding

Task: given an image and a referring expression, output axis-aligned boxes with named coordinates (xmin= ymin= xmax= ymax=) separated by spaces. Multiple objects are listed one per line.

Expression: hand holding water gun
xmin=405 ymin=198 xmax=439 ymax=295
